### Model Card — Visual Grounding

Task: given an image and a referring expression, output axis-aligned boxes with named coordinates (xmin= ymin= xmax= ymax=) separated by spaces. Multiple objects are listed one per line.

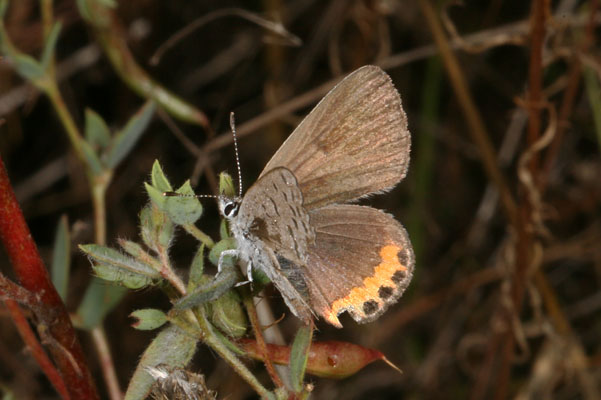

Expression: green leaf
xmin=176 ymin=266 xmax=238 ymax=310
xmin=219 ymin=172 xmax=236 ymax=197
xmin=208 ymin=238 xmax=270 ymax=286
xmin=145 ymin=182 xmax=166 ymax=209
xmin=162 ymin=180 xmax=202 ymax=225
xmin=208 ymin=238 xmax=237 ymax=267
xmin=187 ymin=244 xmax=206 ymax=291
xmin=80 ymin=244 xmax=160 ymax=278
xmin=75 ymin=277 xmax=128 ymax=330
xmin=118 ymin=239 xmax=147 ymax=259
xmin=11 ymin=53 xmax=45 ymax=81
xmin=80 ymin=139 xmax=104 ymax=175
xmin=219 ymin=219 xmax=230 ymax=240
xmin=124 ymin=325 xmax=198 ymax=400
xmin=104 ymin=101 xmax=156 ymax=168
xmin=84 ymin=108 xmax=111 ymax=148
xmin=210 ymin=290 xmax=247 ymax=338
xmin=139 ymin=203 xmax=174 ymax=252
xmin=75 ymin=0 xmax=92 ymax=21
xmin=150 ymin=160 xmax=172 ymax=192
xmin=40 ymin=22 xmax=61 ymax=70
xmin=98 ymin=0 xmax=117 ymax=7
xmin=289 ymin=325 xmax=313 ymax=392
xmin=0 ymin=0 xmax=9 ymax=18
xmin=51 ymin=215 xmax=70 ymax=301
xmin=130 ymin=309 xmax=167 ymax=331
xmin=93 ymin=263 xmax=155 ymax=289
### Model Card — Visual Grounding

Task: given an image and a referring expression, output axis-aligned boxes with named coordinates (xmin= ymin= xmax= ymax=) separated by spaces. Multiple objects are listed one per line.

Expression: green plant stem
xmin=183 ymin=223 xmax=215 ymax=248
xmin=584 ymin=66 xmax=601 ymax=154
xmin=40 ymin=0 xmax=53 ymax=43
xmin=80 ymin=1 xmax=209 ymax=128
xmin=45 ymin=82 xmax=87 ymax=164
xmin=92 ymin=326 xmax=123 ymax=400
xmin=194 ymin=311 xmax=272 ymax=399
xmin=90 ymin=173 xmax=111 ymax=245
xmin=158 ymin=246 xmax=187 ymax=296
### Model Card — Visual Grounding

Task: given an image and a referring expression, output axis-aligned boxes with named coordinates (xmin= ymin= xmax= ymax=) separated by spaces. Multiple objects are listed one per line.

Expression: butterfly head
xmin=218 ymin=195 xmax=241 ymax=220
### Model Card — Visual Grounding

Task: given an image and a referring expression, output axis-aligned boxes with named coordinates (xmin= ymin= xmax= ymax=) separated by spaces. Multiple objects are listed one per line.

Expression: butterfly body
xmin=219 ymin=65 xmax=414 ymax=328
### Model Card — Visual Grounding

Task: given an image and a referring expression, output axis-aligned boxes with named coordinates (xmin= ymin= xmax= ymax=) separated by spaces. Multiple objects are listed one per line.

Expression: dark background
xmin=1 ymin=0 xmax=600 ymax=399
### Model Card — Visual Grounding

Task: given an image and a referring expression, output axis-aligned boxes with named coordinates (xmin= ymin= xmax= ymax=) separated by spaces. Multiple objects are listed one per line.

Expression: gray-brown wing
xmin=260 ymin=65 xmax=410 ymax=210
xmin=301 ymin=204 xmax=414 ymax=327
xmin=237 ymin=167 xmax=315 ymax=264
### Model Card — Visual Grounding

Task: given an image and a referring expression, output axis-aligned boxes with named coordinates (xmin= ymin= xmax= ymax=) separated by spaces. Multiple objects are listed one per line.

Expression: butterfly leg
xmin=234 ymin=261 xmax=254 ymax=287
xmin=217 ymin=249 xmax=239 ymax=276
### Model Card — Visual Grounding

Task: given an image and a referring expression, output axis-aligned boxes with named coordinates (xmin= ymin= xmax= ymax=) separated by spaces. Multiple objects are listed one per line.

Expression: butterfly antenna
xmin=163 ymin=192 xmax=219 ymax=199
xmin=230 ymin=112 xmax=243 ymax=197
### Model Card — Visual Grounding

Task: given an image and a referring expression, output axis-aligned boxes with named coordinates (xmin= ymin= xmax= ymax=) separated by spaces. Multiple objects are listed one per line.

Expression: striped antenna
xmin=229 ymin=112 xmax=243 ymax=197
xmin=163 ymin=192 xmax=218 ymax=199
xmin=163 ymin=112 xmax=243 ymax=200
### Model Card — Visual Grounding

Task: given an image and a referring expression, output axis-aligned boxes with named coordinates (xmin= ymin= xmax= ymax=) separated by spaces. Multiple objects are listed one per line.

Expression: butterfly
xmin=218 ymin=65 xmax=414 ymax=328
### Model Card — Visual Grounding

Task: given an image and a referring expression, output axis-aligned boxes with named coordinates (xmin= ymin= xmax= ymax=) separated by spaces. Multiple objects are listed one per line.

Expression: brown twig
xmin=240 ymin=286 xmax=284 ymax=388
xmin=1 ymin=298 xmax=70 ymax=399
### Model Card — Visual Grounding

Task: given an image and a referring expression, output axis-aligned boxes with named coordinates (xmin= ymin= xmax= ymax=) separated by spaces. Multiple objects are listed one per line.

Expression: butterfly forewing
xmin=260 ymin=65 xmax=410 ymax=210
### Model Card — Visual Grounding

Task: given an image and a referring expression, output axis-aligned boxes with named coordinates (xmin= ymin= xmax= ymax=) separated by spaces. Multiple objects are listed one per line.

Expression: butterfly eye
xmin=223 ymin=202 xmax=239 ymax=218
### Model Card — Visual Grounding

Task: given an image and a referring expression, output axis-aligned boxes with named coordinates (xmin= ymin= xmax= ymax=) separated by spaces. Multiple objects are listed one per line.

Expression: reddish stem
xmin=3 ymin=298 xmax=70 ymax=399
xmin=0 ymin=155 xmax=99 ymax=399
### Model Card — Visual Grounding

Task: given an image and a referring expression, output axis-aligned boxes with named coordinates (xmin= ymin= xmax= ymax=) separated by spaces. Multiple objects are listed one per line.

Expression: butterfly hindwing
xmin=302 ymin=204 xmax=414 ymax=327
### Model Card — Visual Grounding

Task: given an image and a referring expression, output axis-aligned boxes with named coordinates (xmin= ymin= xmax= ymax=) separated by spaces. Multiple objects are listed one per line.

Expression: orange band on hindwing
xmin=323 ymin=244 xmax=409 ymax=326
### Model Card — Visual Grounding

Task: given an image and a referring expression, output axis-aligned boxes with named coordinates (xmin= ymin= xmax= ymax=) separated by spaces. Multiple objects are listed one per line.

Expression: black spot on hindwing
xmin=391 ymin=270 xmax=406 ymax=284
xmin=378 ymin=286 xmax=394 ymax=300
xmin=397 ymin=248 xmax=408 ymax=266
xmin=363 ymin=300 xmax=379 ymax=315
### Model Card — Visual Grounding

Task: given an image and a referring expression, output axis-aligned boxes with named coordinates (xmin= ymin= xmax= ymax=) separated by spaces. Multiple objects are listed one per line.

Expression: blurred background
xmin=1 ymin=0 xmax=600 ymax=399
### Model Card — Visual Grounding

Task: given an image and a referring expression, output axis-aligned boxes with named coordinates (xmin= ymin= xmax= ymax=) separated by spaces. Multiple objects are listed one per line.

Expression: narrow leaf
xmin=104 ymin=101 xmax=156 ymax=168
xmin=150 ymin=160 xmax=172 ymax=192
xmin=0 ymin=0 xmax=9 ymax=17
xmin=139 ymin=203 xmax=174 ymax=252
xmin=124 ymin=325 xmax=198 ymax=400
xmin=219 ymin=172 xmax=236 ymax=197
xmin=289 ymin=325 xmax=313 ymax=391
xmin=98 ymin=0 xmax=117 ymax=7
xmin=92 ymin=263 xmax=156 ymax=289
xmin=187 ymin=244 xmax=206 ymax=291
xmin=11 ymin=53 xmax=45 ymax=81
xmin=130 ymin=309 xmax=168 ymax=331
xmin=51 ymin=215 xmax=70 ymax=301
xmin=75 ymin=277 xmax=128 ymax=330
xmin=75 ymin=0 xmax=92 ymax=21
xmin=80 ymin=139 xmax=104 ymax=175
xmin=176 ymin=266 xmax=238 ymax=310
xmin=219 ymin=219 xmax=230 ymax=240
xmin=84 ymin=108 xmax=111 ymax=148
xmin=145 ymin=182 xmax=166 ymax=208
xmin=40 ymin=22 xmax=61 ymax=70
xmin=80 ymin=244 xmax=159 ymax=278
